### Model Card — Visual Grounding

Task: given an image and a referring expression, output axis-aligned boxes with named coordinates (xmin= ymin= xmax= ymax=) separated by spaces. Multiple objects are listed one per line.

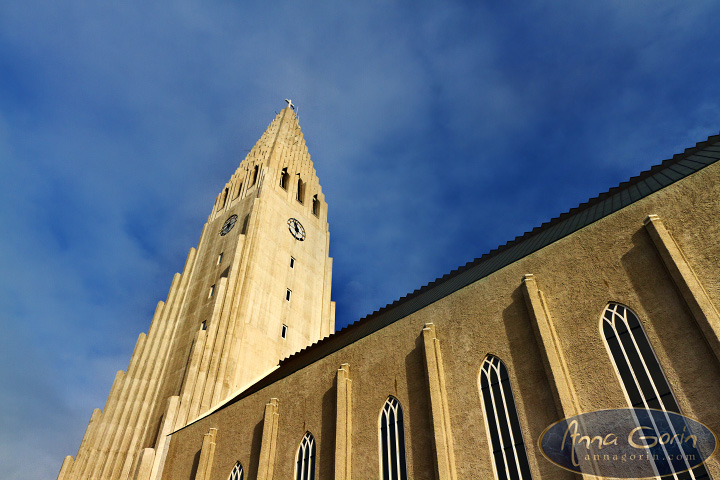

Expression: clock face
xmin=220 ymin=215 xmax=238 ymax=236
xmin=287 ymin=218 xmax=306 ymax=241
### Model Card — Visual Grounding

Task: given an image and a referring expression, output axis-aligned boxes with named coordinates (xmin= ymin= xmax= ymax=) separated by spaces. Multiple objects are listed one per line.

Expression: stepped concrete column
xmin=335 ymin=364 xmax=352 ymax=480
xmin=521 ymin=274 xmax=580 ymax=418
xmin=257 ymin=399 xmax=279 ymax=480
xmin=644 ymin=214 xmax=720 ymax=363
xmin=131 ymin=448 xmax=155 ymax=480
xmin=189 ymin=277 xmax=229 ymax=419
xmin=149 ymin=395 xmax=180 ymax=480
xmin=57 ymin=456 xmax=74 ymax=480
xmin=174 ymin=330 xmax=208 ymax=429
xmin=421 ymin=323 xmax=457 ymax=480
xmin=194 ymin=428 xmax=218 ymax=480
xmin=66 ymin=407 xmax=101 ymax=479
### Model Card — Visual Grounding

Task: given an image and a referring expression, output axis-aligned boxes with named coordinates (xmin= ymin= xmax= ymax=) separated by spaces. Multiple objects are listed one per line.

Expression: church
xmin=57 ymin=103 xmax=720 ymax=480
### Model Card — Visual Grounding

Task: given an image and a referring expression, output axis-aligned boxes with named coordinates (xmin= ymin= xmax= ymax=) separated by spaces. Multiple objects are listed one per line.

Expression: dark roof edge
xmin=190 ymin=131 xmax=720 ymax=423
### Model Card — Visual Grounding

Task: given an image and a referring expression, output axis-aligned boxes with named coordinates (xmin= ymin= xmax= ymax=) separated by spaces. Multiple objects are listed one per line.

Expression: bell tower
xmin=58 ymin=103 xmax=335 ymax=480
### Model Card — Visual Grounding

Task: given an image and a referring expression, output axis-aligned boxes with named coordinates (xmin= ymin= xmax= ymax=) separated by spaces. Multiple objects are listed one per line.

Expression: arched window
xmin=280 ymin=168 xmax=290 ymax=190
xmin=479 ymin=355 xmax=533 ymax=480
xmin=228 ymin=461 xmax=243 ymax=480
xmin=297 ymin=177 xmax=305 ymax=204
xmin=295 ymin=432 xmax=316 ymax=480
xmin=601 ymin=303 xmax=682 ymax=411
xmin=602 ymin=303 xmax=713 ymax=479
xmin=312 ymin=194 xmax=320 ymax=217
xmin=251 ymin=165 xmax=259 ymax=186
xmin=379 ymin=396 xmax=407 ymax=480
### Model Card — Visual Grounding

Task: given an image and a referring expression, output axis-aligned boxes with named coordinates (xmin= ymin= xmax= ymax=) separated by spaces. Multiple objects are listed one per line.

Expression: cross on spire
xmin=285 ymin=98 xmax=295 ymax=110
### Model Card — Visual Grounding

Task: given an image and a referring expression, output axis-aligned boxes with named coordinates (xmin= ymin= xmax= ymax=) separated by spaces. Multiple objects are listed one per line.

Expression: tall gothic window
xmin=601 ymin=303 xmax=711 ymax=480
xmin=379 ymin=396 xmax=408 ymax=480
xmin=251 ymin=165 xmax=259 ymax=186
xmin=295 ymin=432 xmax=316 ymax=480
xmin=479 ymin=355 xmax=533 ymax=480
xmin=601 ymin=303 xmax=680 ymax=411
xmin=228 ymin=461 xmax=243 ymax=480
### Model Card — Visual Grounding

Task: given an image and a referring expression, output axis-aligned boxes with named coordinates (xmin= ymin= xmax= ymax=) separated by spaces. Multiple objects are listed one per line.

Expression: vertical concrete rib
xmin=57 ymin=456 xmax=74 ymax=480
xmin=130 ymin=448 xmax=155 ymax=480
xmin=81 ymin=329 xmax=147 ymax=478
xmin=257 ymin=398 xmax=279 ymax=480
xmin=66 ymin=407 xmax=101 ymax=479
xmin=115 ymin=247 xmax=198 ymax=480
xmin=220 ymin=203 xmax=268 ymax=400
xmin=421 ymin=323 xmax=457 ymax=480
xmin=201 ymin=253 xmax=243 ymax=413
xmin=82 ymin=367 xmax=128 ymax=479
xmin=335 ymin=364 xmax=352 ymax=480
xmin=644 ymin=214 xmax=720 ymax=363
xmin=174 ymin=330 xmax=208 ymax=429
xmin=99 ymin=271 xmax=183 ymax=479
xmin=521 ymin=274 xmax=580 ymax=417
xmin=210 ymin=239 xmax=247 ymax=406
xmin=321 ymin=254 xmax=334 ymax=338
xmin=188 ymin=277 xmax=229 ymax=419
xmin=194 ymin=428 xmax=218 ymax=480
xmin=149 ymin=396 xmax=180 ymax=480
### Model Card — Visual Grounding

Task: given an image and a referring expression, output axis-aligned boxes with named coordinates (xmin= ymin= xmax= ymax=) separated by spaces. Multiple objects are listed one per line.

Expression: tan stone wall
xmin=162 ymin=160 xmax=720 ymax=479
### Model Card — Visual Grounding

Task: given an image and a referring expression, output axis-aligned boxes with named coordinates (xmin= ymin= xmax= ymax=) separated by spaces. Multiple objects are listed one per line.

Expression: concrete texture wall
xmin=161 ymin=157 xmax=720 ymax=479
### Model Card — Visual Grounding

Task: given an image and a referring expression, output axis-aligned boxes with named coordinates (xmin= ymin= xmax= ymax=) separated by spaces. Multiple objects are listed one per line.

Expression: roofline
xmin=179 ymin=131 xmax=720 ymax=427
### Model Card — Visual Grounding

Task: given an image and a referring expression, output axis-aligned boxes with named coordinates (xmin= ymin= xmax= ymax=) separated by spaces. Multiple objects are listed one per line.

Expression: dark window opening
xmin=312 ymin=194 xmax=320 ymax=217
xmin=479 ymin=355 xmax=533 ymax=479
xmin=280 ymin=168 xmax=290 ymax=190
xmin=297 ymin=177 xmax=305 ymax=204
xmin=601 ymin=304 xmax=710 ymax=479
xmin=219 ymin=187 xmax=229 ymax=210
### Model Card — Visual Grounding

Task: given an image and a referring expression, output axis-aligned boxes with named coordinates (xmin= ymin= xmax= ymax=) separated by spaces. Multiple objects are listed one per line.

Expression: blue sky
xmin=1 ymin=1 xmax=720 ymax=478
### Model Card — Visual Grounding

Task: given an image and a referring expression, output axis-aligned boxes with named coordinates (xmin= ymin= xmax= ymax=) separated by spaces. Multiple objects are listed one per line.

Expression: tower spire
xmin=59 ymin=104 xmax=334 ymax=480
xmin=211 ymin=102 xmax=322 ymax=220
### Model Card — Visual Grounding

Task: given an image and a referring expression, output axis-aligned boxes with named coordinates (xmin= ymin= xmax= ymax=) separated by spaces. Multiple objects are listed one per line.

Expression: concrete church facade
xmin=59 ymin=104 xmax=720 ymax=480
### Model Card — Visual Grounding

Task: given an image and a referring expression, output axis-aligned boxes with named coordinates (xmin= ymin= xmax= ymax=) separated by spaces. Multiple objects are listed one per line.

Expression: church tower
xmin=58 ymin=103 xmax=335 ymax=480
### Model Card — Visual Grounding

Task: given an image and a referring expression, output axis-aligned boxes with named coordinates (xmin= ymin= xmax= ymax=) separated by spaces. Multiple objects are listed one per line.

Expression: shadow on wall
xmin=189 ymin=448 xmax=201 ymax=480
xmin=249 ymin=418 xmax=264 ymax=479
xmin=621 ymin=229 xmax=720 ymax=419
xmin=502 ymin=286 xmax=577 ymax=480
xmin=404 ymin=332 xmax=435 ymax=480
xmin=320 ymin=381 xmax=336 ymax=479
